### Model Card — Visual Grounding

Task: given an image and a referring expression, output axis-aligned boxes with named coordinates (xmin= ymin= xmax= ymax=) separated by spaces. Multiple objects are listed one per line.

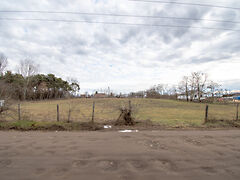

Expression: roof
xmin=233 ymin=96 xmax=240 ymax=100
xmin=94 ymin=93 xmax=107 ymax=98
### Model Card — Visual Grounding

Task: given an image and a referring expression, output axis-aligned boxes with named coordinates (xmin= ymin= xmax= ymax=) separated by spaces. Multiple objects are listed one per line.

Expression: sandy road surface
xmin=0 ymin=130 xmax=240 ymax=180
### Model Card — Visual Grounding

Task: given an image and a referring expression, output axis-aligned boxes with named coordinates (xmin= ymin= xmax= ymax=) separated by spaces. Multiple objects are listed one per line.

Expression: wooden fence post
xmin=129 ymin=100 xmax=132 ymax=115
xmin=92 ymin=101 xmax=95 ymax=128
xmin=57 ymin=104 xmax=60 ymax=122
xmin=205 ymin=105 xmax=208 ymax=123
xmin=18 ymin=104 xmax=21 ymax=121
xmin=67 ymin=104 xmax=71 ymax=123
xmin=236 ymin=103 xmax=239 ymax=121
xmin=129 ymin=100 xmax=132 ymax=110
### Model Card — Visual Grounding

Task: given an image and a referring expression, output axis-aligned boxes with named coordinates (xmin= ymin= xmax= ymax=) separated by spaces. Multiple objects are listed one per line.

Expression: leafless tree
xmin=190 ymin=72 xmax=208 ymax=102
xmin=169 ymin=85 xmax=178 ymax=100
xmin=17 ymin=59 xmax=39 ymax=100
xmin=145 ymin=87 xmax=161 ymax=98
xmin=17 ymin=58 xmax=38 ymax=77
xmin=0 ymin=53 xmax=8 ymax=75
xmin=207 ymin=81 xmax=221 ymax=99
xmin=155 ymin=84 xmax=165 ymax=95
xmin=178 ymin=76 xmax=189 ymax=101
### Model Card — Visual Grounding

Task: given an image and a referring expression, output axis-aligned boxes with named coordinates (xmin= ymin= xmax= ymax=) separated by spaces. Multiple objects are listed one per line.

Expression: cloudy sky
xmin=0 ymin=0 xmax=240 ymax=93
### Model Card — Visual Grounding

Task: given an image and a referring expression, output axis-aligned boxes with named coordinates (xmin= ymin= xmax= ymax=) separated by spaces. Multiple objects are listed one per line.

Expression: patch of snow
xmin=119 ymin=130 xmax=139 ymax=133
xmin=104 ymin=125 xmax=112 ymax=129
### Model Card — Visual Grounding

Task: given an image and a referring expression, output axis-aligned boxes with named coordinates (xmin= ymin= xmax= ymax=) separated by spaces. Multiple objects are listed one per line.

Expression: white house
xmin=0 ymin=100 xmax=5 ymax=107
xmin=177 ymin=93 xmax=207 ymax=101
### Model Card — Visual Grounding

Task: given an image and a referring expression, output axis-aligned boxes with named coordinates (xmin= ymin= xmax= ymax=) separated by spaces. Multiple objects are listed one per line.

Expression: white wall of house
xmin=0 ymin=100 xmax=5 ymax=107
xmin=177 ymin=94 xmax=207 ymax=100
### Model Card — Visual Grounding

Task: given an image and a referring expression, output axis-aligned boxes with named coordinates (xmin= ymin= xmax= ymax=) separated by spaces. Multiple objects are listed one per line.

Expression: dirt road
xmin=0 ymin=130 xmax=240 ymax=180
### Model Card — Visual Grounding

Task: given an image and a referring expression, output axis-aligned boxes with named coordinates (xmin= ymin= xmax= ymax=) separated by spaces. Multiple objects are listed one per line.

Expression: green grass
xmin=204 ymin=120 xmax=240 ymax=128
xmin=0 ymin=120 xmax=101 ymax=131
xmin=2 ymin=98 xmax=239 ymax=128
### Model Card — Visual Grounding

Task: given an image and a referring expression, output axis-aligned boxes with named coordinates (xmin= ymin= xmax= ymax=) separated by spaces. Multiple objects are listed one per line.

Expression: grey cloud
xmin=0 ymin=0 xmax=239 ymax=92
xmin=189 ymin=55 xmax=233 ymax=64
xmin=118 ymin=28 xmax=140 ymax=44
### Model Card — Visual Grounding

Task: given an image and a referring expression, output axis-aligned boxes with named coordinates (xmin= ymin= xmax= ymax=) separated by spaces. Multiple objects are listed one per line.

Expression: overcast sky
xmin=0 ymin=0 xmax=240 ymax=93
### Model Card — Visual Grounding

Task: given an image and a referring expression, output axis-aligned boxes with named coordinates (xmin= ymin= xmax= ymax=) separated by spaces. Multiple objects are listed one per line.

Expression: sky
xmin=0 ymin=0 xmax=240 ymax=94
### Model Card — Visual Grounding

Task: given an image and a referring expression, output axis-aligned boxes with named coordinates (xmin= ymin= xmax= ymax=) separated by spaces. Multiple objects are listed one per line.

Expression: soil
xmin=0 ymin=130 xmax=240 ymax=180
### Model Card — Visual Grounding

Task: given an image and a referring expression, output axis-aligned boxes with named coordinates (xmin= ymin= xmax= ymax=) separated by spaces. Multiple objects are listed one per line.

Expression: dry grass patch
xmin=1 ymin=98 xmax=238 ymax=128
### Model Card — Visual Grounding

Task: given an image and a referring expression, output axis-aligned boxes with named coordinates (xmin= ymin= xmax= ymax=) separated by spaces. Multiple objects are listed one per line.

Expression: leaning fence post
xmin=205 ymin=105 xmax=209 ymax=123
xmin=67 ymin=104 xmax=71 ymax=123
xmin=236 ymin=103 xmax=239 ymax=121
xmin=92 ymin=101 xmax=95 ymax=128
xmin=57 ymin=104 xmax=60 ymax=122
xmin=18 ymin=104 xmax=21 ymax=121
xmin=129 ymin=100 xmax=132 ymax=114
xmin=129 ymin=100 xmax=132 ymax=110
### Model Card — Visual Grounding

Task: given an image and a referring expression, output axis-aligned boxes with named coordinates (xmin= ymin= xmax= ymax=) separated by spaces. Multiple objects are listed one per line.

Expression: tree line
xmin=0 ymin=53 xmax=80 ymax=101
xmin=129 ymin=72 xmax=222 ymax=102
xmin=178 ymin=72 xmax=220 ymax=102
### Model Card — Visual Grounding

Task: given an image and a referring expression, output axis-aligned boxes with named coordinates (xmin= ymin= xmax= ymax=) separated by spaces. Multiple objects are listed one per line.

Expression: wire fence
xmin=1 ymin=98 xmax=239 ymax=126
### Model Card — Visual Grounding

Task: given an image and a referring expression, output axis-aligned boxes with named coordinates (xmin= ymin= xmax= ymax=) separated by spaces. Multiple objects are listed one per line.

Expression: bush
xmin=115 ymin=106 xmax=135 ymax=126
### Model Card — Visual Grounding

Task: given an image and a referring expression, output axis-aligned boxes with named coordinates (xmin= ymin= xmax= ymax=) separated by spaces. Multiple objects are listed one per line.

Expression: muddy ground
xmin=0 ymin=130 xmax=240 ymax=180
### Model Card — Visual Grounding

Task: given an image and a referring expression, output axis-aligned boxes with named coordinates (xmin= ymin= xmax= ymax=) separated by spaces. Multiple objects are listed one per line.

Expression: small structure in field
xmin=94 ymin=93 xmax=107 ymax=98
xmin=80 ymin=94 xmax=87 ymax=98
xmin=233 ymin=96 xmax=240 ymax=102
xmin=0 ymin=100 xmax=5 ymax=107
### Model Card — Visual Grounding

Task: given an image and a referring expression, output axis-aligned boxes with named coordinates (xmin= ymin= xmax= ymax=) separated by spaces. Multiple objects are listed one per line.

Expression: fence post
xmin=129 ymin=100 xmax=132 ymax=115
xmin=57 ymin=104 xmax=60 ymax=122
xmin=205 ymin=105 xmax=209 ymax=123
xmin=129 ymin=100 xmax=132 ymax=110
xmin=236 ymin=103 xmax=239 ymax=121
xmin=92 ymin=101 xmax=95 ymax=128
xmin=67 ymin=104 xmax=71 ymax=123
xmin=18 ymin=104 xmax=21 ymax=121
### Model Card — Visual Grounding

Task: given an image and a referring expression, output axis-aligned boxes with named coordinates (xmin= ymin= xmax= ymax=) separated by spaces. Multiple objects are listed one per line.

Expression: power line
xmin=129 ymin=0 xmax=240 ymax=10
xmin=0 ymin=17 xmax=239 ymax=32
xmin=0 ymin=10 xmax=239 ymax=24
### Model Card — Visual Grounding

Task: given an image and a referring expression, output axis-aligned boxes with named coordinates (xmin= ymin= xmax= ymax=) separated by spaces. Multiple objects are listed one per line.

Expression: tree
xmin=190 ymin=72 xmax=208 ymax=102
xmin=67 ymin=78 xmax=80 ymax=97
xmin=169 ymin=85 xmax=178 ymax=100
xmin=1 ymin=71 xmax=25 ymax=100
xmin=17 ymin=58 xmax=38 ymax=77
xmin=0 ymin=53 xmax=8 ymax=76
xmin=178 ymin=76 xmax=189 ymax=101
xmin=145 ymin=87 xmax=161 ymax=98
xmin=207 ymin=81 xmax=221 ymax=102
xmin=17 ymin=59 xmax=39 ymax=100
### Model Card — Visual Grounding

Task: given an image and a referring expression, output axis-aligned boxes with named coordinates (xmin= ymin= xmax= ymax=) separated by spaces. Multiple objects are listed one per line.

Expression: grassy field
xmin=1 ymin=98 xmax=239 ymax=128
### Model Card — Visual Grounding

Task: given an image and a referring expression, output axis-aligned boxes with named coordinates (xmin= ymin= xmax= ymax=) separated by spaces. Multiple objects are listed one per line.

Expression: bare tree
xmin=178 ymin=76 xmax=189 ymax=101
xmin=190 ymin=72 xmax=208 ymax=102
xmin=0 ymin=53 xmax=8 ymax=75
xmin=169 ymin=85 xmax=178 ymax=100
xmin=207 ymin=81 xmax=221 ymax=101
xmin=18 ymin=58 xmax=38 ymax=77
xmin=155 ymin=84 xmax=164 ymax=95
xmin=17 ymin=59 xmax=39 ymax=100
xmin=188 ymin=74 xmax=196 ymax=101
